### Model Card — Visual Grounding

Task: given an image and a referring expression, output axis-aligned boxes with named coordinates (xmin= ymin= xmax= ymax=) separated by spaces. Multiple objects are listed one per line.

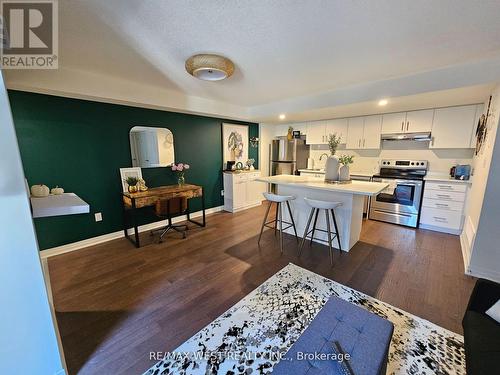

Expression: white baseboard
xmin=467 ymin=264 xmax=500 ymax=283
xmin=40 ymin=206 xmax=223 ymax=259
xmin=419 ymin=223 xmax=461 ymax=235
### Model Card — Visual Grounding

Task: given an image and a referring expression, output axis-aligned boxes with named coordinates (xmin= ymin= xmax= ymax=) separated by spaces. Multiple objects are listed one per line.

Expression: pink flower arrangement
xmin=171 ymin=162 xmax=190 ymax=172
xmin=171 ymin=162 xmax=190 ymax=185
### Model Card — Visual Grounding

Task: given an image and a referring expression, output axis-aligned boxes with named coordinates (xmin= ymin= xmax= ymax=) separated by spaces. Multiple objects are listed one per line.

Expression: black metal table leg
xmin=186 ymin=188 xmax=206 ymax=227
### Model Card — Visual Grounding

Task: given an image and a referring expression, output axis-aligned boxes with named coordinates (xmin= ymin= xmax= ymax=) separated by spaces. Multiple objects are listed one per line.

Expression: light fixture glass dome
xmin=192 ymin=67 xmax=227 ymax=81
xmin=186 ymin=54 xmax=234 ymax=81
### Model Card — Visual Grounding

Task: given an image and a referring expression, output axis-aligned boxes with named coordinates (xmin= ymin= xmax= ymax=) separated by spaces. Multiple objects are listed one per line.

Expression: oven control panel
xmin=380 ymin=159 xmax=428 ymax=169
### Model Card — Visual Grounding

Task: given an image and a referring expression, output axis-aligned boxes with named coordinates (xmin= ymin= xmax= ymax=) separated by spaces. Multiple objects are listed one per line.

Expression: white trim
xmin=40 ymin=206 xmax=223 ymax=259
xmin=467 ymin=264 xmax=500 ymax=283
xmin=419 ymin=223 xmax=462 ymax=235
xmin=459 ymin=216 xmax=475 ymax=273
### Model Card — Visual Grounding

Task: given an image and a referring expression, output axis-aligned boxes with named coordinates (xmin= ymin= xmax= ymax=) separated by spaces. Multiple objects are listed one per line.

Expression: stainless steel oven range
xmin=369 ymin=159 xmax=428 ymax=228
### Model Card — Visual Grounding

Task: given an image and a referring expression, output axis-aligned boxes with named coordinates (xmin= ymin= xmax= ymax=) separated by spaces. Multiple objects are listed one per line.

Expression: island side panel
xmin=276 ymin=184 xmax=364 ymax=251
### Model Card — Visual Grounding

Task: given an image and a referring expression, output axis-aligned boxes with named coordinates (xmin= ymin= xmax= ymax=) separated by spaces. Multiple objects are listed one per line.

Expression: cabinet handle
xmin=401 ymin=121 xmax=404 ymax=131
xmin=438 ymin=185 xmax=453 ymax=190
xmin=431 ymin=136 xmax=435 ymax=146
xmin=406 ymin=121 xmax=409 ymax=131
xmin=363 ymin=139 xmax=365 ymax=147
xmin=435 ymin=203 xmax=449 ymax=208
xmin=358 ymin=139 xmax=361 ymax=147
xmin=436 ymin=194 xmax=451 ymax=199
xmin=433 ymin=216 xmax=448 ymax=222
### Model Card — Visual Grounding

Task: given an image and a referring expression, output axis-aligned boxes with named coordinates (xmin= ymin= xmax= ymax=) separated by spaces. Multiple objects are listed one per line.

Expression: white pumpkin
xmin=31 ymin=184 xmax=50 ymax=197
xmin=51 ymin=186 xmax=64 ymax=195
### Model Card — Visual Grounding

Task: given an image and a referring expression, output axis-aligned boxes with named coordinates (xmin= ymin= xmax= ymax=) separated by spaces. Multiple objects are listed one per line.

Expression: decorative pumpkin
xmin=51 ymin=186 xmax=64 ymax=195
xmin=31 ymin=184 xmax=50 ymax=198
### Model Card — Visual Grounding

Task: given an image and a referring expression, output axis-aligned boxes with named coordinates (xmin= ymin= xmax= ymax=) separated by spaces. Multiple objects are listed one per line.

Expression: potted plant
xmin=125 ymin=177 xmax=139 ymax=193
xmin=338 ymin=155 xmax=354 ymax=181
xmin=325 ymin=133 xmax=342 ymax=182
xmin=171 ymin=162 xmax=190 ymax=186
xmin=246 ymin=158 xmax=255 ymax=170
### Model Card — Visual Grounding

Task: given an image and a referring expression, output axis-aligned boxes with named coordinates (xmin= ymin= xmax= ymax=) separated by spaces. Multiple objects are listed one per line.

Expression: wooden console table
xmin=122 ymin=184 xmax=205 ymax=247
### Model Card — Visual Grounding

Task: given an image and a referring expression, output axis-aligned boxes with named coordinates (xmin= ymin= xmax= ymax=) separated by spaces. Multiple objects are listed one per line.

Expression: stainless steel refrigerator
xmin=269 ymin=137 xmax=309 ymax=176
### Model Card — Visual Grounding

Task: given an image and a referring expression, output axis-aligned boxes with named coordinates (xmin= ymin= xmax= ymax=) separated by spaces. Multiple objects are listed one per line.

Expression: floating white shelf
xmin=30 ymin=193 xmax=90 ymax=218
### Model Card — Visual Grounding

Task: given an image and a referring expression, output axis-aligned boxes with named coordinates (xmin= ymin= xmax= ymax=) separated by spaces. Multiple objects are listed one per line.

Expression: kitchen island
xmin=256 ymin=175 xmax=388 ymax=251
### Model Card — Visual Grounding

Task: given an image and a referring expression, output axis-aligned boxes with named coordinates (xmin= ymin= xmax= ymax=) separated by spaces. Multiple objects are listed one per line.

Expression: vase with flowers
xmin=325 ymin=133 xmax=341 ymax=182
xmin=171 ymin=162 xmax=190 ymax=186
xmin=338 ymin=154 xmax=354 ymax=181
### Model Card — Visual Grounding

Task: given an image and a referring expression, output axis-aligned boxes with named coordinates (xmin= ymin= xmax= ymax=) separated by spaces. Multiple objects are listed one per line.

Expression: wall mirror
xmin=129 ymin=126 xmax=174 ymax=168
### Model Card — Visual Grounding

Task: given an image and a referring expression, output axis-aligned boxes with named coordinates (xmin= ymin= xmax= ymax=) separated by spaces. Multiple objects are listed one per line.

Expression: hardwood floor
xmin=47 ymin=204 xmax=476 ymax=375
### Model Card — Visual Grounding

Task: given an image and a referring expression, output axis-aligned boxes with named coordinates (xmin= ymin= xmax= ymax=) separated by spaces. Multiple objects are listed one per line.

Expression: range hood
xmin=381 ymin=132 xmax=432 ymax=141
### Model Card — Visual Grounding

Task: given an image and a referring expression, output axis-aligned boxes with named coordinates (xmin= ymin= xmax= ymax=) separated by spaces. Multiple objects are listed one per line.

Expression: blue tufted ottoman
xmin=272 ymin=296 xmax=394 ymax=375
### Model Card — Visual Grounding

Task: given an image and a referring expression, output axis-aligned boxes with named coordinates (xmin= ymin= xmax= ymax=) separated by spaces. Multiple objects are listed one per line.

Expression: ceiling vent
xmin=185 ymin=54 xmax=234 ymax=81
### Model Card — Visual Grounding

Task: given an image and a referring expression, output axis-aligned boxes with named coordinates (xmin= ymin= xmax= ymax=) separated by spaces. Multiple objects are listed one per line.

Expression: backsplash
xmin=309 ymin=141 xmax=474 ymax=174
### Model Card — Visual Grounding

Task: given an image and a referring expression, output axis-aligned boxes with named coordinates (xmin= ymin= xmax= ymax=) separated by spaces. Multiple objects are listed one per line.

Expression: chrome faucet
xmin=319 ymin=153 xmax=329 ymax=161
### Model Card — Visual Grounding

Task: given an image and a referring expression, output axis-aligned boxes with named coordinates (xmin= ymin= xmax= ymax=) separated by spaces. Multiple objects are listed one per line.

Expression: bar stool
xmin=258 ymin=192 xmax=299 ymax=254
xmin=299 ymin=198 xmax=342 ymax=265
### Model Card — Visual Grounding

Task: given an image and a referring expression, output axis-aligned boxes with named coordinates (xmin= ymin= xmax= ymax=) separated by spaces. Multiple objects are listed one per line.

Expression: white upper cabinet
xmin=430 ymin=105 xmax=477 ymax=149
xmin=325 ymin=118 xmax=348 ymax=144
xmin=381 ymin=110 xmax=433 ymax=134
xmin=363 ymin=115 xmax=382 ymax=149
xmin=346 ymin=117 xmax=365 ymax=149
xmin=306 ymin=120 xmax=326 ymax=145
xmin=381 ymin=112 xmax=406 ymax=134
xmin=405 ymin=109 xmax=434 ymax=133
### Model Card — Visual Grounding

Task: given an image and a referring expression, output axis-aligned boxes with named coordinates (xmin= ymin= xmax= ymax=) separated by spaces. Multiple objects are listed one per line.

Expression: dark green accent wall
xmin=8 ymin=90 xmax=259 ymax=250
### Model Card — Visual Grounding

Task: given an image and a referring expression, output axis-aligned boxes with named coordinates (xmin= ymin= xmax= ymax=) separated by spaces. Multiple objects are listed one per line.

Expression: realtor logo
xmin=1 ymin=0 xmax=58 ymax=69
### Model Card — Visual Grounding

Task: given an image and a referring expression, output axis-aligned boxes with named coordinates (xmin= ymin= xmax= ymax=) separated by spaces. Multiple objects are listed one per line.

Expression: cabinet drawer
xmin=420 ymin=207 xmax=462 ymax=230
xmin=425 ymin=181 xmax=467 ymax=193
xmin=422 ymin=198 xmax=464 ymax=212
xmin=233 ymin=174 xmax=248 ymax=183
xmin=424 ymin=189 xmax=465 ymax=202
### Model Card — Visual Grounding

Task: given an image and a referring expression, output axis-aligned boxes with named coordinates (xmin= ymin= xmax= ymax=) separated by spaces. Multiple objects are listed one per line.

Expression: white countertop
xmin=224 ymin=169 xmax=261 ymax=174
xmin=298 ymin=169 xmax=374 ymax=178
xmin=30 ymin=193 xmax=90 ymax=218
xmin=424 ymin=173 xmax=472 ymax=184
xmin=256 ymin=175 xmax=388 ymax=196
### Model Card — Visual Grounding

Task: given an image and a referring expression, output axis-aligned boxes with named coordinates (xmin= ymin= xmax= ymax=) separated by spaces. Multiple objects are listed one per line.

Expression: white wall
xmin=0 ymin=72 xmax=65 ymax=375
xmin=463 ymin=84 xmax=500 ymax=282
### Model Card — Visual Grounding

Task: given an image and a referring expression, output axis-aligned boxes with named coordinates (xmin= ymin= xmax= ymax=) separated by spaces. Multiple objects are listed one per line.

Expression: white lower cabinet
xmin=419 ymin=181 xmax=469 ymax=234
xmin=223 ymin=171 xmax=264 ymax=212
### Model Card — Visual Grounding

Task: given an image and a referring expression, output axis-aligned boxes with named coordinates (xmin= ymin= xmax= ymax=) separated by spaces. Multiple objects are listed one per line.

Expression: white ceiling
xmin=5 ymin=0 xmax=500 ymax=121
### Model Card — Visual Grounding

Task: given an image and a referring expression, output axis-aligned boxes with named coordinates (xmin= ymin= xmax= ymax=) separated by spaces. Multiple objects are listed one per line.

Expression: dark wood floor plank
xmin=47 ymin=204 xmax=476 ymax=375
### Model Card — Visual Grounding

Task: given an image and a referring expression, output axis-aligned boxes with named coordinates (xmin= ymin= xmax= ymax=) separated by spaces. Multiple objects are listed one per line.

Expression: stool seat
xmin=299 ymin=198 xmax=343 ymax=266
xmin=304 ymin=197 xmax=342 ymax=210
xmin=258 ymin=192 xmax=299 ymax=253
xmin=263 ymin=192 xmax=295 ymax=203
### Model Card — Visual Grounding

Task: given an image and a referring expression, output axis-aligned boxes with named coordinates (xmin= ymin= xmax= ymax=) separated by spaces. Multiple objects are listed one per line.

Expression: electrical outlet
xmin=95 ymin=212 xmax=102 ymax=222
xmin=221 ymin=190 xmax=224 ymax=196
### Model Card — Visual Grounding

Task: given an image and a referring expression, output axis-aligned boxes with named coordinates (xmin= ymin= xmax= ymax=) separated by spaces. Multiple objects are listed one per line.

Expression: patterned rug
xmin=144 ymin=263 xmax=465 ymax=375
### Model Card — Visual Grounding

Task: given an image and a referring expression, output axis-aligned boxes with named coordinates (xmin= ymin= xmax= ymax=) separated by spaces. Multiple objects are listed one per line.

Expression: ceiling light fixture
xmin=378 ymin=99 xmax=388 ymax=106
xmin=279 ymin=114 xmax=286 ymax=120
xmin=185 ymin=54 xmax=235 ymax=81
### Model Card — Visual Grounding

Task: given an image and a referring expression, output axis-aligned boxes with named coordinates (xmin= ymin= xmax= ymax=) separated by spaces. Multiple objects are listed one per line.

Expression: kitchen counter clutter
xmin=257 ymin=175 xmax=388 ymax=251
xmin=424 ymin=173 xmax=472 ymax=184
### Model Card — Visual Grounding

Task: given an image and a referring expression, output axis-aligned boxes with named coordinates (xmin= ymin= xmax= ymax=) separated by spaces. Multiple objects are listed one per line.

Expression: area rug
xmin=144 ymin=263 xmax=465 ymax=375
